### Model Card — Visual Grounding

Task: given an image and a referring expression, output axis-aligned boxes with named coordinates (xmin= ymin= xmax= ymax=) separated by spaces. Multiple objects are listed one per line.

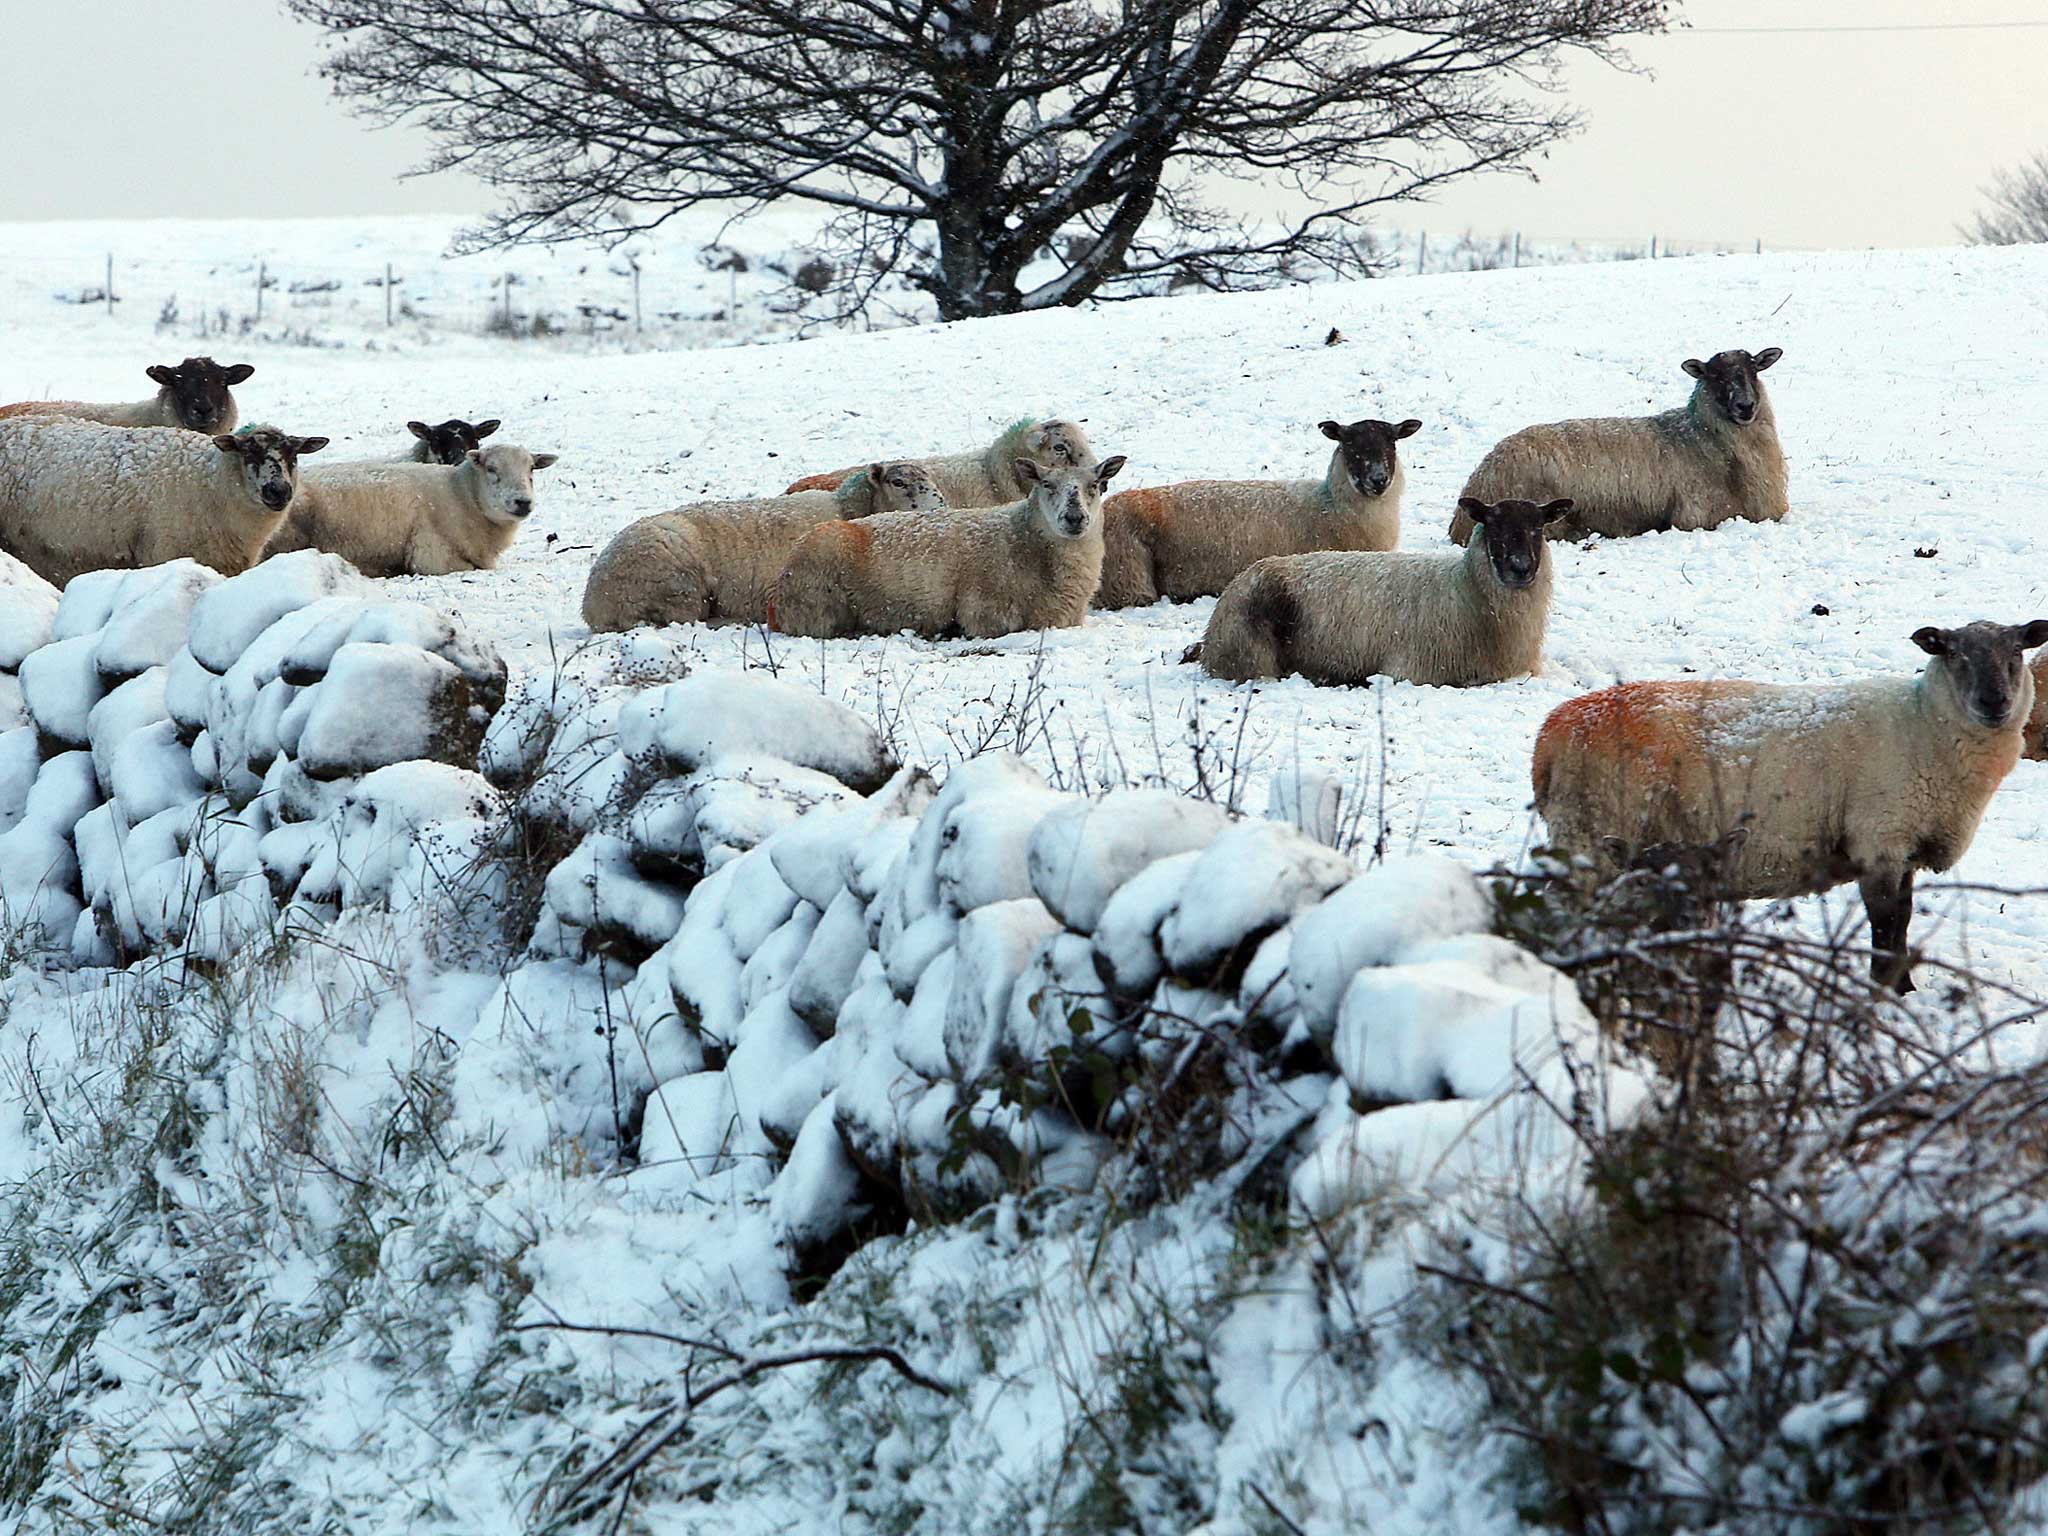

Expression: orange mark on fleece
xmin=784 ymin=471 xmax=849 ymax=495
xmin=0 ymin=400 xmax=74 ymax=419
xmin=1106 ymin=487 xmax=1173 ymax=532
xmin=1532 ymin=681 xmax=1719 ymax=800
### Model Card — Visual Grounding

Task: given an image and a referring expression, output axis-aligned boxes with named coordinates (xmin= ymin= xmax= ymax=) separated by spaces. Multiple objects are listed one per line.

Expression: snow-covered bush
xmin=1420 ymin=872 xmax=2048 ymax=1535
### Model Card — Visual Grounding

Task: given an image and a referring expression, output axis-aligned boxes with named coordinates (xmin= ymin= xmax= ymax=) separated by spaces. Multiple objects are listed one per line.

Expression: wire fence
xmin=0 ymin=224 xmax=1792 ymax=353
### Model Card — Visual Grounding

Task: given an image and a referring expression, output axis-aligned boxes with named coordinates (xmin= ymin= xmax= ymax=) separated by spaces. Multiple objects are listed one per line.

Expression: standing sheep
xmin=0 ymin=357 xmax=254 ymax=435
xmin=772 ymin=455 xmax=1129 ymax=640
xmin=1448 ymin=346 xmax=1787 ymax=544
xmin=264 ymin=445 xmax=558 ymax=576
xmin=581 ymin=462 xmax=946 ymax=633
xmin=0 ymin=419 xmax=326 ymax=585
xmin=1196 ymin=496 xmax=1573 ymax=686
xmin=1095 ymin=416 xmax=1420 ymax=609
xmin=403 ymin=417 xmax=501 ymax=465
xmin=1532 ymin=619 xmax=2048 ymax=991
xmin=780 ymin=417 xmax=1096 ymax=506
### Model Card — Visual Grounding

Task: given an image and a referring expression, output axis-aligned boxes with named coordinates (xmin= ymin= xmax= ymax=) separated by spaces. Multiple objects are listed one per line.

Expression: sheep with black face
xmin=1450 ymin=346 xmax=1787 ymax=543
xmin=1194 ymin=496 xmax=1573 ymax=685
xmin=0 ymin=418 xmax=325 ymax=584
xmin=1094 ymin=415 xmax=1420 ymax=609
xmin=0 ymin=356 xmax=255 ymax=435
xmin=1534 ymin=620 xmax=2048 ymax=992
xmin=403 ymin=417 xmax=502 ymax=465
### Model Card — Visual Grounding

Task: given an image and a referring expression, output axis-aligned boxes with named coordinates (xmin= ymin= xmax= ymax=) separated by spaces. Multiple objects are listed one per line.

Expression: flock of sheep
xmin=0 ymin=342 xmax=2042 ymax=996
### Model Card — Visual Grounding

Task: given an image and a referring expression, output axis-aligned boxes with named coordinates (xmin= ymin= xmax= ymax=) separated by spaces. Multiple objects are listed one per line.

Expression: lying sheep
xmin=581 ymin=462 xmax=945 ymax=633
xmin=1095 ymin=415 xmax=1419 ymax=609
xmin=0 ymin=356 xmax=254 ymax=435
xmin=1449 ymin=347 xmax=1787 ymax=544
xmin=772 ymin=455 xmax=1128 ymax=640
xmin=0 ymin=419 xmax=326 ymax=585
xmin=781 ymin=417 xmax=1096 ymax=507
xmin=264 ymin=445 xmax=558 ymax=576
xmin=1532 ymin=619 xmax=2048 ymax=991
xmin=404 ymin=417 xmax=501 ymax=465
xmin=1196 ymin=497 xmax=1574 ymax=686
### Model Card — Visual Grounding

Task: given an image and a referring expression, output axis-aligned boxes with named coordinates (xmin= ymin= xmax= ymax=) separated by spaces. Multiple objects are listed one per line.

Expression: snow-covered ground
xmin=13 ymin=223 xmax=2040 ymax=996
xmin=4 ymin=219 xmax=2048 ymax=1534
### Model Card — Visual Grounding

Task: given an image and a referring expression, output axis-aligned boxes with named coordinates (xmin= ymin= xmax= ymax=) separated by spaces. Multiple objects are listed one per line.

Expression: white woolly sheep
xmin=1532 ymin=619 xmax=2048 ymax=991
xmin=782 ymin=416 xmax=1096 ymax=507
xmin=1195 ymin=496 xmax=1574 ymax=686
xmin=0 ymin=356 xmax=253 ymax=435
xmin=1096 ymin=416 xmax=1420 ymax=609
xmin=581 ymin=462 xmax=945 ymax=633
xmin=264 ymin=444 xmax=558 ymax=576
xmin=771 ymin=455 xmax=1129 ymax=640
xmin=1449 ymin=346 xmax=1788 ymax=544
xmin=403 ymin=417 xmax=501 ymax=465
xmin=0 ymin=419 xmax=327 ymax=586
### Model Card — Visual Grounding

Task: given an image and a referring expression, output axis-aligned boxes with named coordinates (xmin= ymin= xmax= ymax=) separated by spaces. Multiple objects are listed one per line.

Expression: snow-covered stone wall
xmin=0 ymin=551 xmax=507 ymax=964
xmin=0 ymin=561 xmax=1640 ymax=1285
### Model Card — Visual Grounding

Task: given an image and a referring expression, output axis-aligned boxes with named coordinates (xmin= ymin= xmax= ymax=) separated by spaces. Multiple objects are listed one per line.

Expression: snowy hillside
xmin=4 ymin=224 xmax=2048 ymax=1536
xmin=12 ymin=226 xmax=2042 ymax=996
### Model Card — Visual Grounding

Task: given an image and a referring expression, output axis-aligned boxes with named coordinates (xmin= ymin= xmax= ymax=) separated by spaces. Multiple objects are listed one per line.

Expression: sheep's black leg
xmin=1860 ymin=869 xmax=1916 ymax=994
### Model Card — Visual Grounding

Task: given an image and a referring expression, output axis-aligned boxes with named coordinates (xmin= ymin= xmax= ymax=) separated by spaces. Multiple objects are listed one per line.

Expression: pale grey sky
xmin=2 ymin=0 xmax=2044 ymax=249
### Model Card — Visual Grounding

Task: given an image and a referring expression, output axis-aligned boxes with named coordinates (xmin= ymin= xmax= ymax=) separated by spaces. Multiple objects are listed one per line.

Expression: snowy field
xmin=7 ymin=220 xmax=2042 ymax=1003
xmin=5 ymin=220 xmax=2048 ymax=1535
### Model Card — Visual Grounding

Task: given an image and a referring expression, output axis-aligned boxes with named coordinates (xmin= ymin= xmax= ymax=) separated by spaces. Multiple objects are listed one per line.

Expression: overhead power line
xmin=1677 ymin=18 xmax=2048 ymax=35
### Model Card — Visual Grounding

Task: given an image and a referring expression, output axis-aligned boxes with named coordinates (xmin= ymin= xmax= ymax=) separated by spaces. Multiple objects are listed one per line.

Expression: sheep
xmin=581 ymin=462 xmax=946 ymax=633
xmin=779 ymin=417 xmax=1096 ymax=507
xmin=0 ymin=356 xmax=254 ymax=435
xmin=1194 ymin=496 xmax=1574 ymax=686
xmin=404 ymin=417 xmax=501 ymax=465
xmin=1095 ymin=415 xmax=1419 ymax=609
xmin=0 ymin=419 xmax=326 ymax=585
xmin=771 ymin=455 xmax=1129 ymax=640
xmin=1531 ymin=619 xmax=2048 ymax=992
xmin=2027 ymin=654 xmax=2048 ymax=760
xmin=263 ymin=445 xmax=558 ymax=577
xmin=1448 ymin=346 xmax=1787 ymax=544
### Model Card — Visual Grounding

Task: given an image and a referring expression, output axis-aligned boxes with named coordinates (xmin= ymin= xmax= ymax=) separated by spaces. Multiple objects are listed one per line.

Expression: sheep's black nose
xmin=511 ymin=498 xmax=534 ymax=518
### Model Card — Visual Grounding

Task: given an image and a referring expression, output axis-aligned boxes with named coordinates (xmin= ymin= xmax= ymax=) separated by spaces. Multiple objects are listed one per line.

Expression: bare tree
xmin=286 ymin=0 xmax=1672 ymax=322
xmin=1965 ymin=151 xmax=2048 ymax=246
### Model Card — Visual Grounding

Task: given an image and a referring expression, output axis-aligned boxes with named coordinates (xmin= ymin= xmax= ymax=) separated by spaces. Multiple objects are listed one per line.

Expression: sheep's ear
xmin=222 ymin=363 xmax=255 ymax=385
xmin=1541 ymin=498 xmax=1575 ymax=522
xmin=1681 ymin=358 xmax=1707 ymax=379
xmin=1095 ymin=455 xmax=1128 ymax=487
xmin=1394 ymin=418 xmax=1422 ymax=439
xmin=1750 ymin=347 xmax=1782 ymax=371
xmin=1013 ymin=458 xmax=1043 ymax=487
xmin=2017 ymin=619 xmax=2048 ymax=649
xmin=407 ymin=421 xmax=433 ymax=440
xmin=869 ymin=462 xmax=887 ymax=485
xmin=293 ymin=436 xmax=329 ymax=456
xmin=473 ymin=419 xmax=501 ymax=438
xmin=1457 ymin=497 xmax=1491 ymax=525
xmin=211 ymin=434 xmax=244 ymax=455
xmin=1911 ymin=626 xmax=1950 ymax=657
xmin=466 ymin=449 xmax=485 ymax=466
xmin=531 ymin=453 xmax=559 ymax=471
xmin=1318 ymin=420 xmax=1344 ymax=441
xmin=147 ymin=365 xmax=176 ymax=386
